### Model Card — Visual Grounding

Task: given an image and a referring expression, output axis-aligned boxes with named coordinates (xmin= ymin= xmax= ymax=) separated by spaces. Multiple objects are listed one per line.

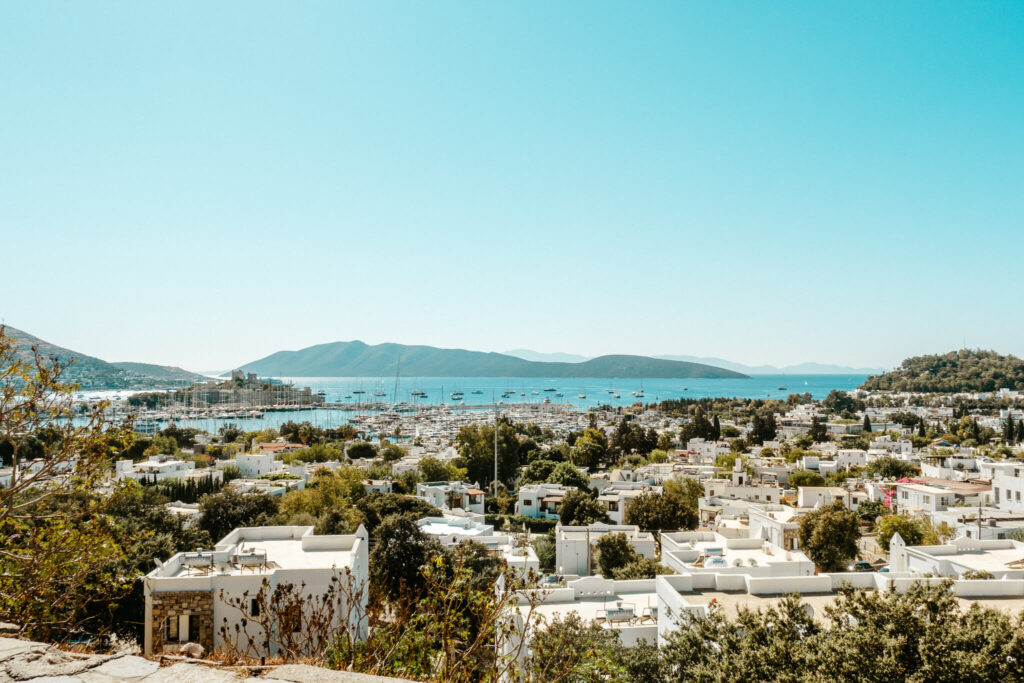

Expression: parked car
xmin=848 ymin=561 xmax=873 ymax=572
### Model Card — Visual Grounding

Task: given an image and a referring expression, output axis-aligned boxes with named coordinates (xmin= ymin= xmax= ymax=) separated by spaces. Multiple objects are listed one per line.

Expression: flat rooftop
xmin=419 ymin=521 xmax=490 ymax=538
xmin=152 ymin=526 xmax=359 ymax=579
xmin=528 ymin=590 xmax=659 ymax=626
xmin=927 ymin=546 xmax=1024 ymax=573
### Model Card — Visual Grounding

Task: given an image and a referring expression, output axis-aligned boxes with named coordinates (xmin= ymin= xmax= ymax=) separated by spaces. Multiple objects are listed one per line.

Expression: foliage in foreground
xmin=660 ymin=582 xmax=1024 ymax=683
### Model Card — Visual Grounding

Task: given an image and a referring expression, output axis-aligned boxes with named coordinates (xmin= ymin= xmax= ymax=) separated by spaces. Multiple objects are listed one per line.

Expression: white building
xmin=554 ymin=523 xmax=656 ymax=577
xmin=115 ymin=456 xmax=223 ymax=484
xmin=144 ymin=525 xmax=368 ymax=657
xmin=234 ymin=452 xmax=284 ymax=478
xmin=797 ymin=486 xmax=858 ymax=510
xmin=835 ymin=449 xmax=869 ymax=470
xmin=417 ymin=516 xmax=495 ymax=544
xmin=416 ymin=481 xmax=486 ymax=514
xmin=889 ymin=533 xmax=1024 ymax=580
xmin=598 ymin=483 xmax=662 ymax=525
xmin=416 ymin=516 xmax=539 ymax=578
xmin=920 ymin=454 xmax=980 ymax=481
xmin=228 ymin=477 xmax=303 ymax=497
xmin=701 ymin=458 xmax=783 ymax=506
xmin=516 ymin=483 xmax=575 ymax=519
xmin=990 ymin=462 xmax=1024 ymax=513
xmin=895 ymin=480 xmax=990 ymax=514
xmin=748 ymin=504 xmax=804 ymax=551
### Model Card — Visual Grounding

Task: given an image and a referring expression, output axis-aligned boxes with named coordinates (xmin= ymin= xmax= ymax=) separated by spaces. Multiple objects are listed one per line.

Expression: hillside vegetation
xmin=237 ymin=340 xmax=747 ymax=379
xmin=860 ymin=349 xmax=1024 ymax=393
xmin=2 ymin=326 xmax=202 ymax=390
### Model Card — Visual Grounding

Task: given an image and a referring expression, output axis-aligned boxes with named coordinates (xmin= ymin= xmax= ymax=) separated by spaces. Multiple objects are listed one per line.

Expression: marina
xmin=75 ymin=374 xmax=866 ymax=436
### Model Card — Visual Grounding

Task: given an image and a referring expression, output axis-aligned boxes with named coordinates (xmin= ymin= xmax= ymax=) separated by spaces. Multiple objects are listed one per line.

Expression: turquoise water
xmin=121 ymin=375 xmax=866 ymax=433
xmin=288 ymin=374 xmax=865 ymax=407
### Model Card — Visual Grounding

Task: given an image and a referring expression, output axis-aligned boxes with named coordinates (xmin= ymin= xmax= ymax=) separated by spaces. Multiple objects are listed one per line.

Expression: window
xmin=523 ymin=499 xmax=532 ymax=506
xmin=165 ymin=615 xmax=190 ymax=643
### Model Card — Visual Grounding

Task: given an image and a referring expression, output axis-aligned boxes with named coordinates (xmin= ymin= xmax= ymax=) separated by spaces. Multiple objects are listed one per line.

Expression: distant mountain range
xmin=655 ymin=355 xmax=885 ymax=376
xmin=1 ymin=326 xmax=206 ymax=390
xmin=235 ymin=341 xmax=747 ymax=379
xmin=503 ymin=349 xmax=591 ymax=364
xmin=504 ymin=349 xmax=883 ymax=375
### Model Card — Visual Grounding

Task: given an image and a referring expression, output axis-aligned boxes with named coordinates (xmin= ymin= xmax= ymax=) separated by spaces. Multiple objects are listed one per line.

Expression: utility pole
xmin=493 ymin=401 xmax=499 ymax=497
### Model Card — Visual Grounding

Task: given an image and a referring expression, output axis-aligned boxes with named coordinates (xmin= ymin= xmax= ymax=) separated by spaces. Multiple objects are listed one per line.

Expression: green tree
xmin=546 ymin=461 xmax=589 ymax=490
xmin=809 ymin=415 xmax=828 ymax=442
xmin=658 ymin=582 xmax=1024 ymax=683
xmin=748 ymin=411 xmax=777 ymax=445
xmin=822 ymin=390 xmax=863 ymax=417
xmin=876 ymin=513 xmax=927 ymax=551
xmin=797 ymin=500 xmax=860 ymax=572
xmin=673 ymin=477 xmax=704 ymax=510
xmin=612 ymin=557 xmax=674 ymax=580
xmin=533 ymin=532 xmax=556 ymax=574
xmin=198 ymin=489 xmax=280 ymax=541
xmin=520 ymin=459 xmax=557 ymax=484
xmin=380 ymin=441 xmax=406 ymax=462
xmin=866 ymin=456 xmax=917 ymax=479
xmin=623 ymin=490 xmax=697 ymax=533
xmin=863 ymin=414 xmax=872 ymax=433
xmin=788 ymin=469 xmax=826 ymax=488
xmin=595 ymin=533 xmax=638 ymax=577
xmin=356 ymin=492 xmax=441 ymax=533
xmin=417 ymin=455 xmax=467 ymax=482
xmin=347 ymin=441 xmax=379 ymax=460
xmin=524 ymin=613 xmax=624 ymax=682
xmin=369 ymin=514 xmax=443 ymax=605
xmin=455 ymin=421 xmax=520 ymax=489
xmin=0 ymin=327 xmax=136 ymax=638
xmin=646 ymin=448 xmax=669 ymax=464
xmin=571 ymin=428 xmax=609 ymax=469
xmin=855 ymin=499 xmax=888 ymax=523
xmin=557 ymin=489 xmax=609 ymax=526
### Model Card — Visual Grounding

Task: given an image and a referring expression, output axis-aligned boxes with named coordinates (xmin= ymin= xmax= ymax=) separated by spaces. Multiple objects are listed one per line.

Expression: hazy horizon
xmin=2 ymin=2 xmax=1022 ymax=370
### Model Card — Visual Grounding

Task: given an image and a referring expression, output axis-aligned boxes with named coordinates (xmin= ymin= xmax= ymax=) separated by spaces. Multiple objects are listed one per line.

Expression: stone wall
xmin=150 ymin=591 xmax=213 ymax=653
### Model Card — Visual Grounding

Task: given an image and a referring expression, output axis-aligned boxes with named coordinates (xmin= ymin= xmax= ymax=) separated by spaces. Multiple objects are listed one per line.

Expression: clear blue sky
xmin=2 ymin=2 xmax=1022 ymax=371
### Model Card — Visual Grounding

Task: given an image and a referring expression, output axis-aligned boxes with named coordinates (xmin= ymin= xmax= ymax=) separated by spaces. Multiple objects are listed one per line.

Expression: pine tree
xmin=809 ymin=416 xmax=827 ymax=442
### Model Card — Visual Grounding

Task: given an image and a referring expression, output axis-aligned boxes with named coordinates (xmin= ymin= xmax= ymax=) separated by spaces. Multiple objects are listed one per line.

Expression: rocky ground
xmin=0 ymin=638 xmax=409 ymax=683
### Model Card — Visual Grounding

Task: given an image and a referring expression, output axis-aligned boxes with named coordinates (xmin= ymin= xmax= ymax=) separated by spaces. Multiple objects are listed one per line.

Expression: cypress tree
xmin=863 ymin=415 xmax=872 ymax=433
xmin=1004 ymin=415 xmax=1015 ymax=444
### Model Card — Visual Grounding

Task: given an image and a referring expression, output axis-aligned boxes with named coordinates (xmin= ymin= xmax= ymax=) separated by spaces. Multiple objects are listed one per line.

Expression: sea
xmin=79 ymin=374 xmax=866 ymax=433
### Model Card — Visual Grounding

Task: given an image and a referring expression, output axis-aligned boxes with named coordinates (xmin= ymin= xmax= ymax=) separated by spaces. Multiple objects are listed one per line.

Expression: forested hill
xmin=1 ymin=326 xmax=204 ymax=390
xmin=235 ymin=341 xmax=748 ymax=379
xmin=860 ymin=350 xmax=1024 ymax=393
xmin=111 ymin=362 xmax=206 ymax=384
